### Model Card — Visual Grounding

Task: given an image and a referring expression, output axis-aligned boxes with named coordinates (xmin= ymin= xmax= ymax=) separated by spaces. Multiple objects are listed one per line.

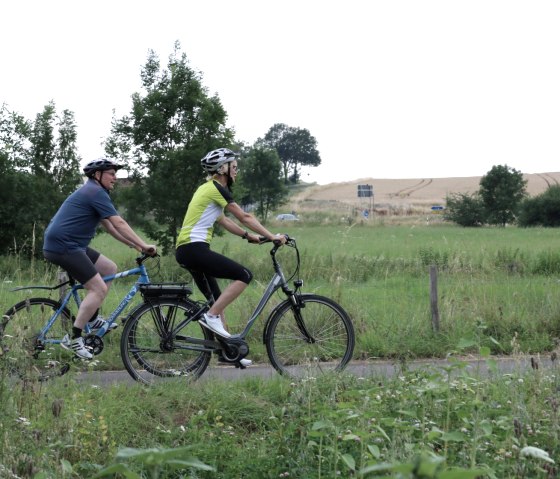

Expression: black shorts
xmin=175 ymin=242 xmax=253 ymax=301
xmin=43 ymin=247 xmax=101 ymax=284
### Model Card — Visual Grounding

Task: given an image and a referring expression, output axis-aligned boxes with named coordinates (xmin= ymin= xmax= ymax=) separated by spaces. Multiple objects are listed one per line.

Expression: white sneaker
xmin=61 ymin=335 xmax=93 ymax=359
xmin=200 ymin=313 xmax=231 ymax=338
xmin=240 ymin=358 xmax=252 ymax=367
xmin=87 ymin=316 xmax=118 ymax=332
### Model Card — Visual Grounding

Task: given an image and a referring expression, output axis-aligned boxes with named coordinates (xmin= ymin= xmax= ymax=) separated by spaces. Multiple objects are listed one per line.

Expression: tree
xmin=0 ymin=103 xmax=31 ymax=172
xmin=237 ymin=147 xmax=287 ymax=220
xmin=30 ymin=102 xmax=56 ymax=177
xmin=518 ymin=185 xmax=560 ymax=227
xmin=444 ymin=192 xmax=485 ymax=227
xmin=106 ymin=42 xmax=235 ymax=253
xmin=53 ymin=109 xmax=82 ymax=196
xmin=260 ymin=123 xmax=321 ymax=184
xmin=0 ymin=103 xmax=81 ymax=256
xmin=479 ymin=165 xmax=527 ymax=226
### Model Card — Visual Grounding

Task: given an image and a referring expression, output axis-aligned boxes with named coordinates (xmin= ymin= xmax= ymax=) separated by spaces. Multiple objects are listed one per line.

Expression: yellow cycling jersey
xmin=176 ymin=180 xmax=234 ymax=247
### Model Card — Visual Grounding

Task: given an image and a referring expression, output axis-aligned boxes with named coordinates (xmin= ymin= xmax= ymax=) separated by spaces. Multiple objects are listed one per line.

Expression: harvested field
xmin=288 ymin=172 xmax=560 ymax=216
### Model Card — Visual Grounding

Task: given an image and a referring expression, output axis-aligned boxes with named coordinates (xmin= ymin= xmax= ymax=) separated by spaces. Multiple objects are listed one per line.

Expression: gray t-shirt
xmin=43 ymin=179 xmax=118 ymax=253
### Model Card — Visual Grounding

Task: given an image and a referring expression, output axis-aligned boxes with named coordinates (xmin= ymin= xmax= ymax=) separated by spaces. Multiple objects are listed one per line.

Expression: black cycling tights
xmin=175 ymin=242 xmax=253 ymax=302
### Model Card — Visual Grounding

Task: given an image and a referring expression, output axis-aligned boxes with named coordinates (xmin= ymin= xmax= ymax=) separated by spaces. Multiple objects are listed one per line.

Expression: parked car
xmin=276 ymin=213 xmax=299 ymax=221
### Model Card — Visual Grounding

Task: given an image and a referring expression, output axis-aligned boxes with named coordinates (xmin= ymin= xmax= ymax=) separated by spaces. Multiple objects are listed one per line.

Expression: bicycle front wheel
xmin=121 ymin=299 xmax=212 ymax=385
xmin=265 ymin=294 xmax=355 ymax=378
xmin=1 ymin=298 xmax=73 ymax=381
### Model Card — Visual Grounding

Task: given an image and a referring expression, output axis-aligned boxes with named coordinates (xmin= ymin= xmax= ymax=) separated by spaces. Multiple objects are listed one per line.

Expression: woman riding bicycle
xmin=43 ymin=159 xmax=157 ymax=359
xmin=175 ymin=148 xmax=286 ymax=367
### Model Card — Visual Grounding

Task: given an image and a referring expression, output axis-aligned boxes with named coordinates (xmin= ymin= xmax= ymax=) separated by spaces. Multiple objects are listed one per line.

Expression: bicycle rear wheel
xmin=1 ymin=298 xmax=72 ymax=381
xmin=265 ymin=294 xmax=355 ymax=378
xmin=121 ymin=298 xmax=212 ymax=385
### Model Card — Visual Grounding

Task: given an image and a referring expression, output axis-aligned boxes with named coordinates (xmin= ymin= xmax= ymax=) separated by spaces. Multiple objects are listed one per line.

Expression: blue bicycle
xmin=1 ymin=253 xmax=163 ymax=381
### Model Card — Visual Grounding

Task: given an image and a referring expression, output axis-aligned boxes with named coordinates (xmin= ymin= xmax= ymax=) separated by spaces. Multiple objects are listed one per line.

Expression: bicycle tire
xmin=120 ymin=298 xmax=212 ymax=385
xmin=265 ymin=294 xmax=355 ymax=378
xmin=1 ymin=298 xmax=73 ymax=381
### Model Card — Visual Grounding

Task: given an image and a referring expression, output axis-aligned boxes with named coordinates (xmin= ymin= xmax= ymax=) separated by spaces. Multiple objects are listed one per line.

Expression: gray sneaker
xmin=61 ymin=335 xmax=93 ymax=359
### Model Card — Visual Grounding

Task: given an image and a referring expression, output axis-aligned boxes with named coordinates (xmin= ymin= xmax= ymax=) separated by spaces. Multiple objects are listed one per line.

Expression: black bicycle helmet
xmin=83 ymin=159 xmax=124 ymax=178
xmin=200 ymin=148 xmax=239 ymax=174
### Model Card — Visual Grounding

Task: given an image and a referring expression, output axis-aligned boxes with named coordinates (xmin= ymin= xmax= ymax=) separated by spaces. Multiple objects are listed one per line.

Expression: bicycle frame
xmin=169 ymin=239 xmax=297 ymax=341
xmin=13 ymin=257 xmax=152 ymax=345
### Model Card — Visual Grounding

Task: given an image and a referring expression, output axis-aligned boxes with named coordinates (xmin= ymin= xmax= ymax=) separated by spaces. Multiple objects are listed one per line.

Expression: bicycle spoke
xmin=266 ymin=294 xmax=354 ymax=377
xmin=121 ymin=299 xmax=212 ymax=385
xmin=1 ymin=298 xmax=72 ymax=382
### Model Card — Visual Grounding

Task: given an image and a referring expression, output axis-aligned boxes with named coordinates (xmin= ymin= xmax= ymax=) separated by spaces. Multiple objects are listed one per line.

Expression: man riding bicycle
xmin=43 ymin=159 xmax=157 ymax=359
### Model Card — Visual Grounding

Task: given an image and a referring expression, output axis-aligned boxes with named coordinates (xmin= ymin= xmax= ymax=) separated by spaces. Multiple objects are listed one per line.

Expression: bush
xmin=444 ymin=192 xmax=485 ymax=226
xmin=518 ymin=185 xmax=560 ymax=227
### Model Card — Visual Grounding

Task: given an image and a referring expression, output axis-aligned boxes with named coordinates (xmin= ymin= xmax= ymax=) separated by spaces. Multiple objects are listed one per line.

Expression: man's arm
xmin=101 ymin=217 xmax=157 ymax=253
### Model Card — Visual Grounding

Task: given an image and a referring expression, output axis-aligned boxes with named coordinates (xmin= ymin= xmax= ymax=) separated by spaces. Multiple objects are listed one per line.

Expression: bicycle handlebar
xmin=136 ymin=252 xmax=160 ymax=265
xmin=258 ymin=234 xmax=292 ymax=245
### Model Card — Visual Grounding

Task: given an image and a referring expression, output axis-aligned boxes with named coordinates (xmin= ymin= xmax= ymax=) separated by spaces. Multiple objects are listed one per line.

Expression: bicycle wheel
xmin=265 ymin=294 xmax=355 ymax=378
xmin=1 ymin=298 xmax=73 ymax=381
xmin=121 ymin=298 xmax=212 ymax=385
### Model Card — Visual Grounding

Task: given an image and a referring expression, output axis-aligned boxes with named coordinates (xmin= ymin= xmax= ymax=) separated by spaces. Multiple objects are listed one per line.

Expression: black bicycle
xmin=121 ymin=235 xmax=355 ymax=384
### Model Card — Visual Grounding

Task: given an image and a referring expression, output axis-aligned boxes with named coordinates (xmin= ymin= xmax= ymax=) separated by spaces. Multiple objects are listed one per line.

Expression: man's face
xmin=96 ymin=169 xmax=117 ymax=190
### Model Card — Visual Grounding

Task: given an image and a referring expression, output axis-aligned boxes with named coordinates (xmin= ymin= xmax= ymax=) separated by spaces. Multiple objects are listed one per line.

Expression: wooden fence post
xmin=430 ymin=265 xmax=440 ymax=332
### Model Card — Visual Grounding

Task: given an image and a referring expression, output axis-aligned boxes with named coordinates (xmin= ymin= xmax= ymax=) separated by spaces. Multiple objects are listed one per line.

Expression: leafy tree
xmin=479 ymin=165 xmax=527 ymax=226
xmin=518 ymin=185 xmax=560 ymax=227
xmin=0 ymin=104 xmax=31 ymax=172
xmin=30 ymin=102 xmax=56 ymax=177
xmin=0 ymin=103 xmax=81 ymax=256
xmin=260 ymin=123 xmax=321 ymax=184
xmin=106 ymin=42 xmax=235 ymax=253
xmin=53 ymin=109 xmax=82 ymax=196
xmin=237 ymin=147 xmax=287 ymax=220
xmin=444 ymin=192 xmax=485 ymax=227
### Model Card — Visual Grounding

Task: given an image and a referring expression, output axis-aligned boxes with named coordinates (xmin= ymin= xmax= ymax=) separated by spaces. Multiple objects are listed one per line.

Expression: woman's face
xmin=228 ymin=161 xmax=239 ymax=182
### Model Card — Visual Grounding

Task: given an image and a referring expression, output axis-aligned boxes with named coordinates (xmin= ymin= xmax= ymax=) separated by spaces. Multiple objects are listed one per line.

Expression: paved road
xmin=74 ymin=354 xmax=558 ymax=386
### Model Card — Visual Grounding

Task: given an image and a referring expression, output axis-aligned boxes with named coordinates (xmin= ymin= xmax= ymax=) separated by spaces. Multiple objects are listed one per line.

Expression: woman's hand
xmin=246 ymin=233 xmax=262 ymax=244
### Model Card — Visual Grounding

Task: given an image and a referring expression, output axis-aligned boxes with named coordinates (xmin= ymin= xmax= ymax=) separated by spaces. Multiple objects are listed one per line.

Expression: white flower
xmin=520 ymin=446 xmax=555 ymax=464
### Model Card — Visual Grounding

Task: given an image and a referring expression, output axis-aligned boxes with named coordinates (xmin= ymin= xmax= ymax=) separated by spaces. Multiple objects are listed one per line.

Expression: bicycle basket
xmin=139 ymin=283 xmax=193 ymax=300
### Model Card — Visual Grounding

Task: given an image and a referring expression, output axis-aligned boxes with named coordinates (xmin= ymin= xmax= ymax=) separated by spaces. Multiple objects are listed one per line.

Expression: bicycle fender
xmin=121 ymin=301 xmax=146 ymax=324
xmin=10 ymin=285 xmax=61 ymax=292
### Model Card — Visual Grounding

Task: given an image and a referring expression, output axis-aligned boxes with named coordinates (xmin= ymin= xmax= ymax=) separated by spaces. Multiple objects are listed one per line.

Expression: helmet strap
xmin=93 ymin=171 xmax=111 ymax=193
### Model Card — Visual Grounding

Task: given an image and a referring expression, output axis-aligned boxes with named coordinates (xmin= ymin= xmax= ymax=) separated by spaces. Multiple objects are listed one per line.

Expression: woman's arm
xmin=221 ymin=202 xmax=286 ymax=243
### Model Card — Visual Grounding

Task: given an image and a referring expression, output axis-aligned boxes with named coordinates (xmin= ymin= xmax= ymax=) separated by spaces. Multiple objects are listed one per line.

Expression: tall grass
xmin=2 ymin=224 xmax=560 ymax=371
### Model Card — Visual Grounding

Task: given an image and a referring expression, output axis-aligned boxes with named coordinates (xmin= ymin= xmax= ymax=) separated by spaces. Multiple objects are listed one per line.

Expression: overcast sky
xmin=1 ymin=0 xmax=559 ymax=185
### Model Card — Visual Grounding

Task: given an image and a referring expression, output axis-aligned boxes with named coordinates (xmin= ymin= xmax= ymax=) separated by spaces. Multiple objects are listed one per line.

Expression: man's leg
xmin=74 ymin=274 xmax=109 ymax=329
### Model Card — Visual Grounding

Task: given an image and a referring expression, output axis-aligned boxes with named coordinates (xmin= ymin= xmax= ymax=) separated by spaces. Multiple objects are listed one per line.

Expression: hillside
xmin=289 ymin=172 xmax=560 ymax=215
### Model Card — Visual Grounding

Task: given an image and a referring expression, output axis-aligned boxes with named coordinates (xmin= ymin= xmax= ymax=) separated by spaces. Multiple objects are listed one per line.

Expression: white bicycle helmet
xmin=200 ymin=148 xmax=239 ymax=174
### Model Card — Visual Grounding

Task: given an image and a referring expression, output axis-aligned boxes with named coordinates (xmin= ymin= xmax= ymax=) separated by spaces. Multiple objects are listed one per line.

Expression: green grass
xmin=2 ymin=223 xmax=560 ymax=477
xmin=1 ymin=354 xmax=560 ymax=477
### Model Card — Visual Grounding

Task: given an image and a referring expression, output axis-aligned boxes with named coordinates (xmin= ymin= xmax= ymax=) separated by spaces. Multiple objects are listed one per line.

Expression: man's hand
xmin=142 ymin=245 xmax=158 ymax=256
